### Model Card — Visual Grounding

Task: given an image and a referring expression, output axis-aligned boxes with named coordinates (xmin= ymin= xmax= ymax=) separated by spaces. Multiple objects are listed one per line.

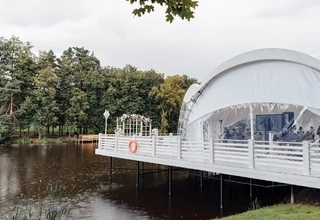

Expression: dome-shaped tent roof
xmin=179 ymin=48 xmax=320 ymax=140
xmin=186 ymin=48 xmax=320 ymax=125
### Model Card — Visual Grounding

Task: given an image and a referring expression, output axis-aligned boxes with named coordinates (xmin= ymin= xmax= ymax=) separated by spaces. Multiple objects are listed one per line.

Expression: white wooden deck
xmin=95 ymin=134 xmax=320 ymax=189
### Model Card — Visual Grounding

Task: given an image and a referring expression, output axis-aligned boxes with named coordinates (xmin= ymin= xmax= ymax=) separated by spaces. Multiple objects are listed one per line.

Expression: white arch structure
xmin=179 ymin=48 xmax=320 ymax=141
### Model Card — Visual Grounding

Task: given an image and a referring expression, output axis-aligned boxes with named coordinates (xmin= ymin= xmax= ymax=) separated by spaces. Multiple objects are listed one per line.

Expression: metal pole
xmin=250 ymin=105 xmax=254 ymax=140
xmin=169 ymin=166 xmax=172 ymax=196
xmin=200 ymin=171 xmax=203 ymax=193
xmin=105 ymin=119 xmax=107 ymax=135
xmin=220 ymin=174 xmax=223 ymax=209
xmin=109 ymin=157 xmax=113 ymax=185
xmin=229 ymin=175 xmax=233 ymax=202
xmin=272 ymin=182 xmax=275 ymax=199
xmin=136 ymin=161 xmax=140 ymax=188
xmin=250 ymin=178 xmax=253 ymax=203
xmin=291 ymin=185 xmax=294 ymax=204
xmin=141 ymin=162 xmax=144 ymax=175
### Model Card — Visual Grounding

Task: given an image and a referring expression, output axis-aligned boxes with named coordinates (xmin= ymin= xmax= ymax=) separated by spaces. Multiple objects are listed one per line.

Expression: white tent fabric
xmin=179 ymin=48 xmax=320 ymax=141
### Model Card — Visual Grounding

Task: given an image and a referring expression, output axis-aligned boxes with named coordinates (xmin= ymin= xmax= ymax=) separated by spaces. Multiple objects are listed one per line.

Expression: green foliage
xmin=0 ymin=36 xmax=35 ymax=138
xmin=42 ymin=137 xmax=49 ymax=145
xmin=56 ymin=137 xmax=64 ymax=144
xmin=57 ymin=47 xmax=102 ymax=134
xmin=16 ymin=136 xmax=31 ymax=144
xmin=102 ymin=65 xmax=164 ymax=130
xmin=0 ymin=36 xmax=198 ymax=137
xmin=182 ymin=74 xmax=199 ymax=89
xmin=11 ymin=183 xmax=71 ymax=220
xmin=219 ymin=204 xmax=320 ymax=220
xmin=248 ymin=197 xmax=262 ymax=211
xmin=0 ymin=113 xmax=13 ymax=142
xmin=150 ymin=75 xmax=188 ymax=133
xmin=128 ymin=0 xmax=199 ymax=23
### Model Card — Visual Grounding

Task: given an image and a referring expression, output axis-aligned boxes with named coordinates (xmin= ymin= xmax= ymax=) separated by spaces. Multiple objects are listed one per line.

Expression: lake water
xmin=0 ymin=143 xmax=289 ymax=219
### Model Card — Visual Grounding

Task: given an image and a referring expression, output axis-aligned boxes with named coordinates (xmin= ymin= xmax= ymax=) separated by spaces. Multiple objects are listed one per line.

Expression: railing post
xmin=303 ymin=141 xmax=310 ymax=175
xmin=177 ymin=136 xmax=181 ymax=160
xmin=248 ymin=139 xmax=254 ymax=169
xmin=209 ymin=137 xmax=214 ymax=163
xmin=152 ymin=135 xmax=156 ymax=156
xmin=98 ymin=133 xmax=102 ymax=149
xmin=115 ymin=135 xmax=118 ymax=152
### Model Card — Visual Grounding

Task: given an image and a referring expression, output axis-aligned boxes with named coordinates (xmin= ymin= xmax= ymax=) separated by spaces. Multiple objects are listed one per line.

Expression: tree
xmin=56 ymin=48 xmax=74 ymax=135
xmin=33 ymin=53 xmax=59 ymax=138
xmin=182 ymin=74 xmax=199 ymax=90
xmin=150 ymin=75 xmax=186 ymax=133
xmin=57 ymin=47 xmax=102 ymax=134
xmin=0 ymin=36 xmax=35 ymax=140
xmin=82 ymin=67 xmax=106 ymax=133
xmin=19 ymin=50 xmax=60 ymax=138
xmin=65 ymin=88 xmax=89 ymax=136
xmin=101 ymin=65 xmax=164 ymax=132
xmin=127 ymin=0 xmax=199 ymax=22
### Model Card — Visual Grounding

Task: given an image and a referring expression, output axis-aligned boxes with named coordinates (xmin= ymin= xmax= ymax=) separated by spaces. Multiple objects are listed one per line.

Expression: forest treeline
xmin=0 ymin=36 xmax=198 ymax=140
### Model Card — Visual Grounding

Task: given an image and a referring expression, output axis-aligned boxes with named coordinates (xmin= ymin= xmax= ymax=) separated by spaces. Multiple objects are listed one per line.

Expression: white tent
xmin=178 ymin=48 xmax=320 ymax=142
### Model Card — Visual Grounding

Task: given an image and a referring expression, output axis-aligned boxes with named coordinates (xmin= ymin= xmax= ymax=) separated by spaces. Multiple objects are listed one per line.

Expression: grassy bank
xmin=10 ymin=135 xmax=75 ymax=145
xmin=218 ymin=204 xmax=320 ymax=220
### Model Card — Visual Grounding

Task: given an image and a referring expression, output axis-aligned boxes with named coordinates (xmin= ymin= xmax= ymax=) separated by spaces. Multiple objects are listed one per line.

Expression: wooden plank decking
xmin=95 ymin=134 xmax=320 ymax=189
xmin=77 ymin=134 xmax=99 ymax=144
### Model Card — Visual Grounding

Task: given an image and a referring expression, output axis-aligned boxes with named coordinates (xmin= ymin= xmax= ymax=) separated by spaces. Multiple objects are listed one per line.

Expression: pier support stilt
xmin=109 ymin=157 xmax=113 ymax=185
xmin=200 ymin=171 xmax=203 ymax=192
xmin=168 ymin=166 xmax=172 ymax=196
xmin=168 ymin=193 xmax=172 ymax=216
xmin=136 ymin=161 xmax=140 ymax=188
xmin=220 ymin=174 xmax=223 ymax=210
xmin=291 ymin=185 xmax=294 ymax=204
xmin=141 ymin=162 xmax=144 ymax=175
xmin=272 ymin=182 xmax=275 ymax=199
xmin=229 ymin=175 xmax=233 ymax=202
xmin=250 ymin=178 xmax=253 ymax=203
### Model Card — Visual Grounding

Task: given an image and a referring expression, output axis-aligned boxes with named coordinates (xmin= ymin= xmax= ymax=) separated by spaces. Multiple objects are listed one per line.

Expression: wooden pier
xmin=77 ymin=134 xmax=99 ymax=144
xmin=96 ymin=134 xmax=320 ymax=189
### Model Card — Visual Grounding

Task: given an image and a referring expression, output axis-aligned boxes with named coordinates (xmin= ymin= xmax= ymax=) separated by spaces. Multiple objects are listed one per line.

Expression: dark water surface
xmin=0 ymin=143 xmax=288 ymax=219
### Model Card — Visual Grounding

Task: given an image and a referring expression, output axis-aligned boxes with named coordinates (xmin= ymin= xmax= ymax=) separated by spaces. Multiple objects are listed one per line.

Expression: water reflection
xmin=0 ymin=143 xmax=288 ymax=219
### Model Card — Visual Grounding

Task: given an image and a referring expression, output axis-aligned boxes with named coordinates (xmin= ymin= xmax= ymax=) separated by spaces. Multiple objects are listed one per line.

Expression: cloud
xmin=255 ymin=0 xmax=320 ymax=20
xmin=0 ymin=0 xmax=95 ymax=27
xmin=1 ymin=0 xmax=320 ymax=80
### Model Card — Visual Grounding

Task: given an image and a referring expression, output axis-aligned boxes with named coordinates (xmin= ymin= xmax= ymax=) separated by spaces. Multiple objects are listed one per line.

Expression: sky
xmin=1 ymin=0 xmax=320 ymax=82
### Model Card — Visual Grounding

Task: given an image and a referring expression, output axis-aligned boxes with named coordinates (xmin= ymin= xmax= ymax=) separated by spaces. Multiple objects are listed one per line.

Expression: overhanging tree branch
xmin=127 ymin=0 xmax=199 ymax=22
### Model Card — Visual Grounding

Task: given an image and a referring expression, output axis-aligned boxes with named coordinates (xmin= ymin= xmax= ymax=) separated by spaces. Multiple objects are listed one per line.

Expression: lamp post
xmin=103 ymin=109 xmax=110 ymax=135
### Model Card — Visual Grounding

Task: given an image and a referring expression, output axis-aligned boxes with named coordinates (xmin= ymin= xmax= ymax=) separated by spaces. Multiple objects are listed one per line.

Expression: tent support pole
xmin=250 ymin=105 xmax=254 ymax=140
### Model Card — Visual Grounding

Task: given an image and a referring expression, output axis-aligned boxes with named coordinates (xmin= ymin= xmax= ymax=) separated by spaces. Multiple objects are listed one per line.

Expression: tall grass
xmin=10 ymin=182 xmax=73 ymax=220
xmin=219 ymin=204 xmax=320 ymax=220
xmin=16 ymin=136 xmax=31 ymax=144
xmin=41 ymin=137 xmax=49 ymax=145
xmin=248 ymin=197 xmax=262 ymax=211
xmin=56 ymin=137 xmax=64 ymax=144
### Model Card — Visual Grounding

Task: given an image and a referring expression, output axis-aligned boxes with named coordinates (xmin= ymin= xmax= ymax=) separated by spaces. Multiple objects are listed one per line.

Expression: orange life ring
xmin=128 ymin=140 xmax=138 ymax=153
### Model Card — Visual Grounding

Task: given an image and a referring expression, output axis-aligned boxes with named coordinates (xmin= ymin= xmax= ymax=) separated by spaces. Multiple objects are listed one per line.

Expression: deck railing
xmin=98 ymin=134 xmax=320 ymax=178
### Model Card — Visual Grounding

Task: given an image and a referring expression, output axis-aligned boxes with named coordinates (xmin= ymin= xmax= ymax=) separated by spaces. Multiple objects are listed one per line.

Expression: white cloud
xmin=1 ymin=0 xmax=320 ymax=81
